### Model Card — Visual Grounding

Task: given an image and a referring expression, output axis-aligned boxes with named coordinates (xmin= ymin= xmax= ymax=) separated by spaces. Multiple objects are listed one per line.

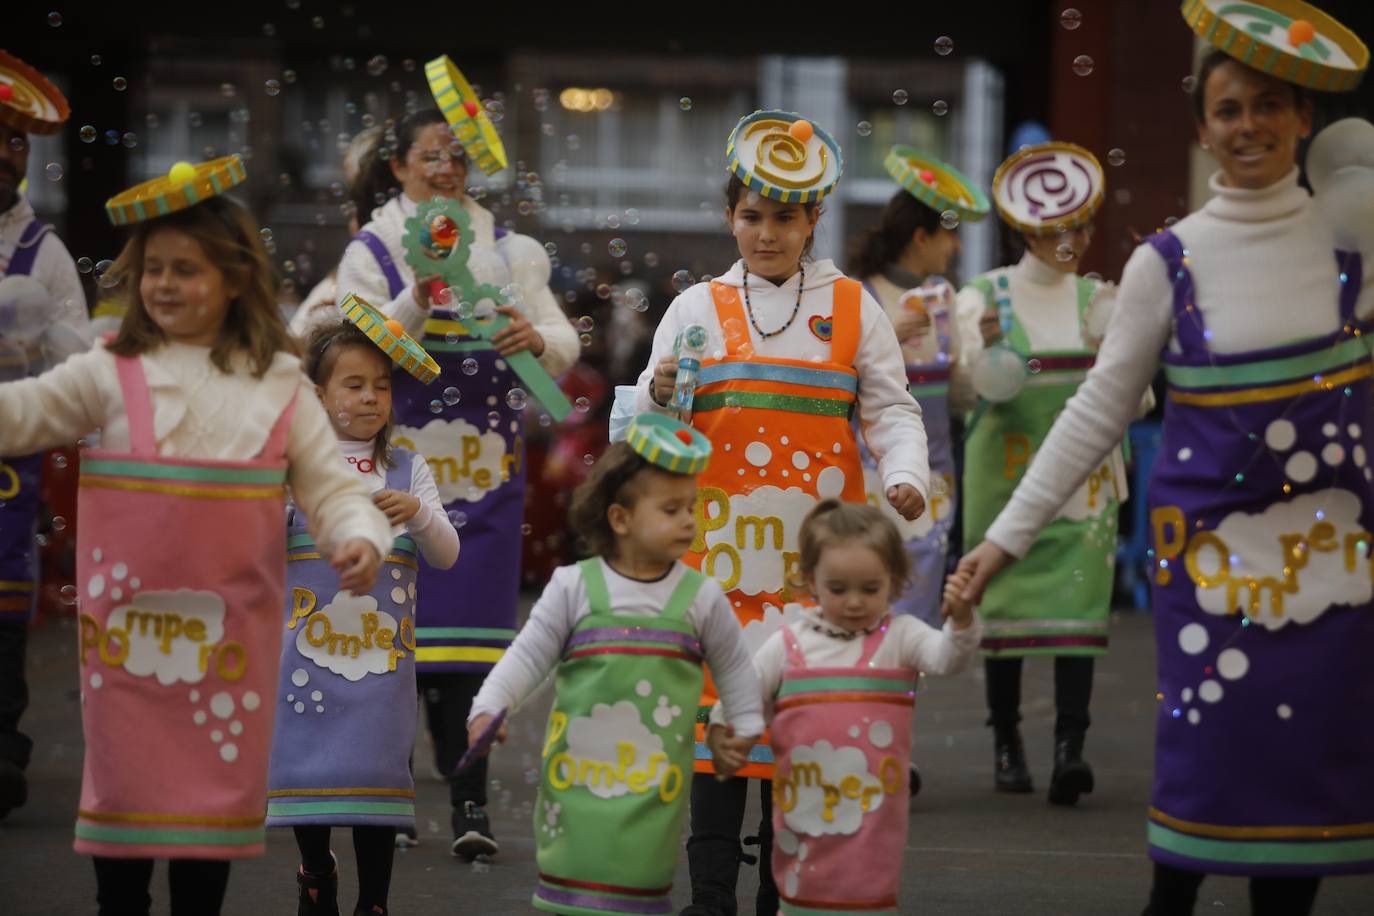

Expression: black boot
xmin=296 ymin=861 xmax=340 ymax=916
xmin=908 ymin=764 xmax=922 ymax=800
xmin=1048 ymin=734 xmax=1094 ymax=806
xmin=0 ymin=759 xmax=26 ymax=819
xmin=994 ymin=729 xmax=1033 ymax=793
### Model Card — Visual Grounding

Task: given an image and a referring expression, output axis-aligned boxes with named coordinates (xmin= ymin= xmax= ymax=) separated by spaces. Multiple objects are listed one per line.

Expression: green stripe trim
xmin=414 ymin=626 xmax=518 ymax=640
xmin=778 ymin=675 xmax=913 ymax=697
xmin=421 ymin=339 xmax=493 ymax=353
xmin=76 ymin=822 xmax=264 ymax=846
xmin=1147 ymin=822 xmax=1374 ymax=867
xmin=781 ymin=902 xmax=893 ymax=916
xmin=82 ymin=459 xmax=286 ymax=484
xmin=694 ymin=391 xmax=851 ymax=417
xmin=1164 ymin=337 xmax=1370 ymax=390
xmin=910 ymin=383 xmax=950 ymax=398
xmin=267 ymin=801 xmax=415 ymax=817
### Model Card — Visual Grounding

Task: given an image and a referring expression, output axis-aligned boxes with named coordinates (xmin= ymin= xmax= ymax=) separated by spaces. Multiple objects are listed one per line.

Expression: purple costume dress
xmin=1145 ymin=230 xmax=1374 ymax=876
xmin=265 ymin=449 xmax=419 ymax=830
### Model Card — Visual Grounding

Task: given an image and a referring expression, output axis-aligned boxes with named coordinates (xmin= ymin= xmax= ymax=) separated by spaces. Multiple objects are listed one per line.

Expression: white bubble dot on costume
xmin=1187 ymin=709 xmax=1201 ymax=725
xmin=1217 ymin=648 xmax=1249 ymax=680
xmin=291 ymin=668 xmax=309 ymax=687
xmin=89 ymin=673 xmax=103 ymax=689
xmin=242 ymin=691 xmax=260 ymax=712
xmin=1198 ymin=680 xmax=1224 ymax=703
xmin=1285 ymin=452 xmax=1317 ymax=483
xmin=1322 ymin=443 xmax=1346 ymax=466
xmin=868 ymin=721 xmax=894 ymax=748
xmin=193 ymin=710 xmax=207 ymax=725
xmin=1277 ymin=704 xmax=1293 ymax=719
xmin=311 ymin=690 xmax=323 ymax=702
xmin=816 ymin=466 xmax=846 ymax=499
xmin=635 ymin=680 xmax=652 ymax=697
xmin=745 ymin=442 xmax=772 ymax=467
xmin=1177 ymin=448 xmax=1192 ymax=462
xmin=210 ymin=692 xmax=235 ymax=719
xmin=1265 ymin=419 xmax=1297 ymax=451
xmin=294 ymin=701 xmax=306 ymax=714
xmin=1178 ymin=623 xmax=1208 ymax=655
xmin=220 ymin=743 xmax=238 ymax=763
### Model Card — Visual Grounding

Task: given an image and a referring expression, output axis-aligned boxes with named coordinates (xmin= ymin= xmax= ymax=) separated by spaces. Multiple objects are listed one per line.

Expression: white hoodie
xmin=635 ymin=258 xmax=929 ymax=498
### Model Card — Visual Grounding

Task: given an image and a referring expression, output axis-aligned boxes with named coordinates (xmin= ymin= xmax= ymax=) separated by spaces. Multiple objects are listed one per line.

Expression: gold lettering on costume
xmin=737 ymin=515 xmax=784 ymax=551
xmin=692 ymin=488 xmax=730 ymax=553
xmin=544 ymin=740 xmax=683 ymax=803
xmin=392 ymin=431 xmax=521 ymax=495
xmin=77 ymin=609 xmax=244 ymax=681
xmin=1004 ymin=433 xmax=1032 ymax=480
xmin=1149 ymin=503 xmax=1374 ymax=618
xmin=772 ymin=754 xmax=902 ymax=823
xmin=0 ymin=461 xmax=19 ymax=500
xmin=301 ymin=607 xmax=413 ymax=672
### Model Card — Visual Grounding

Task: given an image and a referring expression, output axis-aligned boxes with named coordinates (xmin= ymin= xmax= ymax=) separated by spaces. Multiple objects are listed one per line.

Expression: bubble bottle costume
xmin=73 ymin=157 xmax=296 ymax=859
xmin=858 ymin=147 xmax=991 ymax=626
xmin=958 ymin=141 xmax=1125 ymax=801
xmin=265 ymin=297 xmax=444 ymax=834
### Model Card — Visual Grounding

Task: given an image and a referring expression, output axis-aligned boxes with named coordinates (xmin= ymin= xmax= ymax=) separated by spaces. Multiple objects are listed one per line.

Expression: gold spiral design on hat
xmin=746 ymin=119 xmax=828 ymax=191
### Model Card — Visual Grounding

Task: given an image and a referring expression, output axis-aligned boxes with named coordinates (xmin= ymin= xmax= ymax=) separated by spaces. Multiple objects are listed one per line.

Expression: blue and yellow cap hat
xmin=726 ymin=110 xmax=843 ymax=204
xmin=105 ymin=156 xmax=247 ymax=226
xmin=626 ymin=414 xmax=711 ymax=475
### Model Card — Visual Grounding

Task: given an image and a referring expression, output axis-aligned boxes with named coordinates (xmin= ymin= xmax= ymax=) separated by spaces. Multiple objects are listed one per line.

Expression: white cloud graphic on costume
xmin=295 ymin=590 xmax=402 ymax=681
xmin=780 ymin=740 xmax=883 ymax=837
xmin=1192 ymin=489 xmax=1368 ymax=630
xmin=393 ymin=418 xmax=507 ymax=504
xmin=112 ymin=590 xmax=225 ymax=686
xmin=564 ymin=701 xmax=664 ymax=799
xmin=702 ymin=486 xmax=817 ymax=596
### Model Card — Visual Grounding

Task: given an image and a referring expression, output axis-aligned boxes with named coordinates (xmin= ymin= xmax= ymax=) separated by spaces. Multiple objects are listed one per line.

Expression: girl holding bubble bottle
xmin=0 ymin=158 xmax=390 ymax=915
xmin=955 ymin=3 xmax=1374 ymax=913
xmin=637 ymin=110 xmax=929 ymax=916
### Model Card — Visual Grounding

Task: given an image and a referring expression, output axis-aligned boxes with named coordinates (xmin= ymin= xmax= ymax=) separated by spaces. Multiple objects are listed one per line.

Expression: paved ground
xmin=3 ymin=608 xmax=1371 ymax=914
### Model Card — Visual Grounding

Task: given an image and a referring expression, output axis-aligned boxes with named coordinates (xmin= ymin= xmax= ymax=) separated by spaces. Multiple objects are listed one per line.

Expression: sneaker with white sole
xmin=394 ymin=827 xmax=419 ymax=849
xmin=450 ymin=801 xmax=498 ymax=860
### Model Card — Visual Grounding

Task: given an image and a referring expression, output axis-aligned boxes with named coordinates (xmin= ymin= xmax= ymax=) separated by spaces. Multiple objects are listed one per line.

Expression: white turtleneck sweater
xmin=634 ymin=258 xmax=929 ymax=498
xmin=986 ymin=168 xmax=1374 ymax=558
xmin=954 ymin=251 xmax=1092 ymax=358
xmin=328 ymin=194 xmax=579 ymax=378
xmin=0 ymin=341 xmax=393 ymax=560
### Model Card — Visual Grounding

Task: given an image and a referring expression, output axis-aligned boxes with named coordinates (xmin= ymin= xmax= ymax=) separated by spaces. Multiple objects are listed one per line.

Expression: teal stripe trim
xmin=267 ymin=801 xmax=414 ymax=817
xmin=76 ymin=822 xmax=264 ymax=846
xmin=133 ymin=200 xmax=146 ymax=221
xmin=781 ymin=902 xmax=893 ymax=916
xmin=910 ymin=382 xmax=950 ymax=399
xmin=695 ymin=742 xmax=774 ymax=763
xmin=699 ymin=362 xmax=858 ymax=393
xmin=83 ymin=459 xmax=286 ymax=484
xmin=778 ymin=675 xmax=914 ymax=697
xmin=422 ymin=339 xmax=493 ymax=353
xmin=414 ymin=627 xmax=518 ymax=640
xmin=1164 ymin=337 xmax=1370 ymax=390
xmin=1147 ymin=822 xmax=1374 ymax=868
xmin=288 ymin=533 xmax=416 ymax=554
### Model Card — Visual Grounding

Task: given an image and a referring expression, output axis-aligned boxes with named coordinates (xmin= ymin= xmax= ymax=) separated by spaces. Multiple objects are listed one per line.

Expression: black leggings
xmin=92 ymin=856 xmax=230 ymax=916
xmin=686 ymin=773 xmax=777 ymax=916
xmin=985 ymin=656 xmax=1094 ymax=738
xmin=294 ymin=825 xmax=397 ymax=911
xmin=1148 ymin=863 xmax=1321 ymax=916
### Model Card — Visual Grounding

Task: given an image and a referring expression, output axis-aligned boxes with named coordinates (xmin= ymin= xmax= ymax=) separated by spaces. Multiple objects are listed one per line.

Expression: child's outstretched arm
xmin=696 ymin=580 xmax=766 ymax=742
xmin=891 ymin=592 xmax=982 ymax=677
xmin=467 ymin=565 xmax=586 ymax=743
xmin=0 ymin=346 xmax=107 ymax=454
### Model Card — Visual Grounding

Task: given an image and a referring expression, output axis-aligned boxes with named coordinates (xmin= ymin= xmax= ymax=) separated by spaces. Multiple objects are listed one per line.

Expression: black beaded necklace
xmin=743 ymin=263 xmax=805 ymax=340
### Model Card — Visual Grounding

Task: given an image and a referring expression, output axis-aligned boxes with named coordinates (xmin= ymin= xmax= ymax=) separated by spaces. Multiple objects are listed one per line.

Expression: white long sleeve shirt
xmin=471 ymin=559 xmax=766 ymax=737
xmin=0 ymin=341 xmax=392 ymax=559
xmin=329 ymin=195 xmax=579 ymax=378
xmin=1 ymin=195 xmax=90 ymax=365
xmin=986 ymin=168 xmax=1374 ymax=557
xmin=333 ymin=437 xmax=459 ymax=570
xmin=710 ymin=607 xmax=981 ymax=727
xmin=634 ymin=259 xmax=930 ymax=499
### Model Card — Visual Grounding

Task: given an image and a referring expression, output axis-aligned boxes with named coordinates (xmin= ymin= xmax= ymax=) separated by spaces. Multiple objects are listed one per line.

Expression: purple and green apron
xmin=353 ymin=230 xmax=520 ymax=672
xmin=266 ymin=448 xmax=419 ymax=829
xmin=1145 ymin=230 xmax=1374 ymax=876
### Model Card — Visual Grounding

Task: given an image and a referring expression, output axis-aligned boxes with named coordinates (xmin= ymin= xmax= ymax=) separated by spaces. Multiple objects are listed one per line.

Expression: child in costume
xmin=709 ymin=499 xmax=980 ymax=915
xmin=956 ymin=140 xmax=1133 ymax=805
xmin=636 ymin=110 xmax=929 ymax=915
xmin=0 ymin=159 xmax=391 ymax=913
xmin=467 ymin=415 xmax=764 ymax=915
xmin=330 ymin=81 xmax=578 ymax=856
xmin=956 ymin=3 xmax=1374 ymax=913
xmin=267 ymin=315 xmax=459 ymax=916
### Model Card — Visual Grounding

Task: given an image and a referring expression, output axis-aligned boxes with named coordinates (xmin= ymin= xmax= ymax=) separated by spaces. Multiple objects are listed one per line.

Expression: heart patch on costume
xmin=808 ymin=315 xmax=833 ymax=342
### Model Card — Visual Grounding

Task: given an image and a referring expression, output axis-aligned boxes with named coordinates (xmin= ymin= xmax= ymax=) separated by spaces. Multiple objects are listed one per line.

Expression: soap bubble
xmin=112 ymin=77 xmax=127 ymax=92
xmin=45 ymin=162 xmax=63 ymax=182
xmin=574 ymin=397 xmax=591 ymax=413
xmin=892 ymin=89 xmax=909 ymax=106
xmin=608 ymin=238 xmax=627 ymax=257
xmin=442 ymin=387 xmax=461 ymax=406
xmin=940 ymin=210 xmax=960 ymax=230
xmin=76 ymin=257 xmax=93 ymax=273
xmin=461 ymin=358 xmax=480 ymax=376
xmin=934 ymin=36 xmax=954 ymax=56
xmin=506 ymin=388 xmax=528 ymax=411
xmin=79 ymin=125 xmax=97 ymax=143
xmin=265 ymin=79 xmax=281 ymax=97
xmin=679 ymin=97 xmax=692 ymax=111
xmin=1107 ymin=148 xmax=1126 ymax=167
xmin=932 ymin=100 xmax=949 ymax=117
xmin=672 ymin=270 xmax=694 ymax=293
xmin=1072 ymin=55 xmax=1094 ymax=77
xmin=1060 ymin=8 xmax=1082 ymax=29
xmin=429 ymin=399 xmax=444 ymax=415
xmin=856 ymin=121 xmax=873 ymax=137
